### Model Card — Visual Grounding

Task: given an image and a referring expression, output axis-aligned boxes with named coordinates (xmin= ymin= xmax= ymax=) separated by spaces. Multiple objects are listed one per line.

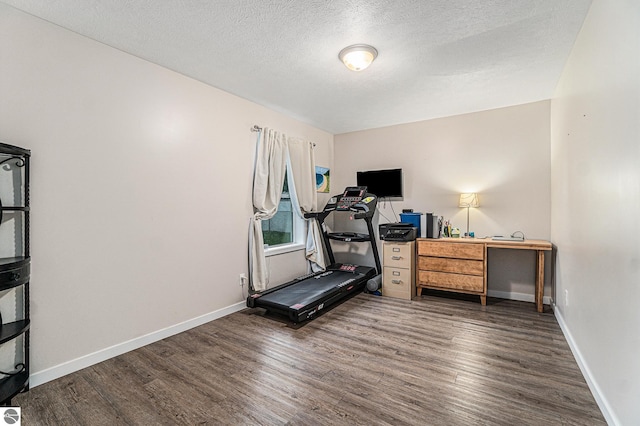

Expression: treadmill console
xmin=336 ymin=186 xmax=367 ymax=210
xmin=336 ymin=186 xmax=368 ymax=210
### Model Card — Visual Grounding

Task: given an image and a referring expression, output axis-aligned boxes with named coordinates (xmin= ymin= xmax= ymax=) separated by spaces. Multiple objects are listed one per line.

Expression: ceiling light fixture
xmin=338 ymin=44 xmax=378 ymax=71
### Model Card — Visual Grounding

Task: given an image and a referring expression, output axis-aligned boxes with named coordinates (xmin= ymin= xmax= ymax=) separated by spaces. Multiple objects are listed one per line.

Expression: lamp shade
xmin=459 ymin=193 xmax=480 ymax=208
xmin=339 ymin=44 xmax=378 ymax=71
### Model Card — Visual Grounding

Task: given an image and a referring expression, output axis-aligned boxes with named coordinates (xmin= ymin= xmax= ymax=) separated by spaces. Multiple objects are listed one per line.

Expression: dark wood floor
xmin=15 ymin=293 xmax=605 ymax=425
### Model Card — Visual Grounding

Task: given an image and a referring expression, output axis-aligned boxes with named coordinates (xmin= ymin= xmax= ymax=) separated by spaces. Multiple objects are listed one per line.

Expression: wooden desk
xmin=416 ymin=238 xmax=553 ymax=312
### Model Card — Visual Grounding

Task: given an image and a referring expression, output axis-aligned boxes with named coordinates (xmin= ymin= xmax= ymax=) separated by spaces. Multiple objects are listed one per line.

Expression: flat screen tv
xmin=356 ymin=168 xmax=403 ymax=198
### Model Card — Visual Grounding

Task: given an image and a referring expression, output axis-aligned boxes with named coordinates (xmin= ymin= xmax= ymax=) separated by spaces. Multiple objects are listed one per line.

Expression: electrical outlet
xmin=239 ymin=273 xmax=248 ymax=286
xmin=565 ymin=289 xmax=569 ymax=307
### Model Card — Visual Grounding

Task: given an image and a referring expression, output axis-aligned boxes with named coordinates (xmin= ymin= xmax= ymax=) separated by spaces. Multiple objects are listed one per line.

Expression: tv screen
xmin=356 ymin=168 xmax=403 ymax=198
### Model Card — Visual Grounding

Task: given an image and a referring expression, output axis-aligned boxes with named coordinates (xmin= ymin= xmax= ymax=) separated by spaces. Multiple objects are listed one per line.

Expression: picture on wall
xmin=316 ymin=166 xmax=330 ymax=193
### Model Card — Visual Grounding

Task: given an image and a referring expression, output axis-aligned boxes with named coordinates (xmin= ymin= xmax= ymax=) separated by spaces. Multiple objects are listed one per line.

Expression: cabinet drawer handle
xmin=392 ymin=271 xmax=401 ymax=276
xmin=391 ymin=256 xmax=402 ymax=260
xmin=392 ymin=248 xmax=401 ymax=252
xmin=392 ymin=279 xmax=402 ymax=284
xmin=10 ymin=272 xmax=20 ymax=281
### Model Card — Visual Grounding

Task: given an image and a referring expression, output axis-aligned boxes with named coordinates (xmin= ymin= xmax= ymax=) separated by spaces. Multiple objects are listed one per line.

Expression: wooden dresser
xmin=416 ymin=238 xmax=487 ymax=305
xmin=382 ymin=240 xmax=415 ymax=300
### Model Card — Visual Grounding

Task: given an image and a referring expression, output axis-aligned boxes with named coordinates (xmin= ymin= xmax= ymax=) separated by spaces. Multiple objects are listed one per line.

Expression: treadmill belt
xmin=258 ymin=270 xmax=358 ymax=308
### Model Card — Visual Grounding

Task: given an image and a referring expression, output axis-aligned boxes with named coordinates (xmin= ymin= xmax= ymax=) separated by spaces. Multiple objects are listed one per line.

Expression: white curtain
xmin=250 ymin=129 xmax=287 ymax=291
xmin=250 ymin=129 xmax=327 ymax=292
xmin=286 ymin=137 xmax=327 ymax=273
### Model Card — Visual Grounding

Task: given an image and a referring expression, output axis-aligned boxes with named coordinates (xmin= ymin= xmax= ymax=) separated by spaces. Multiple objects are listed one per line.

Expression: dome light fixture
xmin=338 ymin=44 xmax=378 ymax=71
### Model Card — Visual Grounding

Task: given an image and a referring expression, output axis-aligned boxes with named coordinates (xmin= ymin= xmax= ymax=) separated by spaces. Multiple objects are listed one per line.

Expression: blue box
xmin=399 ymin=212 xmax=422 ymax=238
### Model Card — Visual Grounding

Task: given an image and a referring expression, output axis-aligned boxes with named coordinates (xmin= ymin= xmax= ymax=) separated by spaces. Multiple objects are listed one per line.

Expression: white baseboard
xmin=487 ymin=289 xmax=552 ymax=305
xmin=29 ymin=301 xmax=247 ymax=388
xmin=554 ymin=304 xmax=618 ymax=426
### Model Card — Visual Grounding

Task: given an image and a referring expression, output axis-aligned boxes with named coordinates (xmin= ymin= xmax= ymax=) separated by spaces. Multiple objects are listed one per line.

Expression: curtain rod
xmin=251 ymin=125 xmax=315 ymax=146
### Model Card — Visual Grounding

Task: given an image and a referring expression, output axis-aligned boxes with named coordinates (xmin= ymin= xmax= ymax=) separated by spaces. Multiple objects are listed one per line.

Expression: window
xmin=261 ymin=173 xmax=305 ymax=255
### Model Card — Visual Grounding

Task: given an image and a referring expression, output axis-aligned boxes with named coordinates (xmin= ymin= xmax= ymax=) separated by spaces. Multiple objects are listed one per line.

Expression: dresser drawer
xmin=383 ymin=242 xmax=413 ymax=268
xmin=418 ymin=256 xmax=484 ymax=276
xmin=417 ymin=240 xmax=484 ymax=260
xmin=383 ymin=266 xmax=413 ymax=300
xmin=418 ymin=270 xmax=484 ymax=293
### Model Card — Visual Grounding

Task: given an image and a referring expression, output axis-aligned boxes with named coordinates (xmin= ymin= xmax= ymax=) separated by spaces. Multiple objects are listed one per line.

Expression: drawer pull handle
xmin=392 ymin=280 xmax=402 ymax=284
xmin=392 ymin=248 xmax=401 ymax=252
xmin=391 ymin=256 xmax=402 ymax=260
xmin=392 ymin=271 xmax=401 ymax=276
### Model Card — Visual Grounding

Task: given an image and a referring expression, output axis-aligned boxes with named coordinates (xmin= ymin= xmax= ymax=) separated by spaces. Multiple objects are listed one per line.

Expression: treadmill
xmin=247 ymin=186 xmax=381 ymax=323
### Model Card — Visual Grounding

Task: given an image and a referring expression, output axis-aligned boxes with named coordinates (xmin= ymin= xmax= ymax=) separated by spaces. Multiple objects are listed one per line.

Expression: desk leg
xmin=536 ymin=250 xmax=545 ymax=312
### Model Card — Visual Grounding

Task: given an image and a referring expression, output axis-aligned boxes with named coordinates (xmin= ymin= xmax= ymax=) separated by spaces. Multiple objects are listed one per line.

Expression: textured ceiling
xmin=1 ymin=0 xmax=592 ymax=134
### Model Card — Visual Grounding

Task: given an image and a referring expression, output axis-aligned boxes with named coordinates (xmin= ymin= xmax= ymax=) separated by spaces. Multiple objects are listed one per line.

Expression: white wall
xmin=550 ymin=1 xmax=640 ymax=425
xmin=333 ymin=101 xmax=552 ymax=302
xmin=0 ymin=4 xmax=332 ymax=384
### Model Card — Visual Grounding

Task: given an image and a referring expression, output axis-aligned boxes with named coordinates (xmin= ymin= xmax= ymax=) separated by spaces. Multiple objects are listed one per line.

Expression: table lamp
xmin=459 ymin=193 xmax=480 ymax=237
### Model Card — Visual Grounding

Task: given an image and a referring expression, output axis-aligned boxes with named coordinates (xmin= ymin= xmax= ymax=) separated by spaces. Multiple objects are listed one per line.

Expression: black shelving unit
xmin=0 ymin=143 xmax=30 ymax=405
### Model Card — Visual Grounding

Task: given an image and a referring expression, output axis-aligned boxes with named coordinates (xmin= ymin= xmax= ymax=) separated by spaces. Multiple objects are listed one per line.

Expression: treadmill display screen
xmin=336 ymin=186 xmax=367 ymax=210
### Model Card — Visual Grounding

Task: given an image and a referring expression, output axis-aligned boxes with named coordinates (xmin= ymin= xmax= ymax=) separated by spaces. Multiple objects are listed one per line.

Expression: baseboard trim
xmin=553 ymin=304 xmax=618 ymax=426
xmin=29 ymin=301 xmax=247 ymax=388
xmin=487 ymin=289 xmax=551 ymax=305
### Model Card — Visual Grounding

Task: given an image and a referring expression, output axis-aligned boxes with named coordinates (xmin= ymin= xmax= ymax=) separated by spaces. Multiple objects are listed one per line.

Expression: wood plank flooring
xmin=14 ymin=293 xmax=606 ymax=425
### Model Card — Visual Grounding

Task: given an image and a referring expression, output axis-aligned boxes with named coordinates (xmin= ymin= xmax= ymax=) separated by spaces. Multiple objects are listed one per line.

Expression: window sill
xmin=264 ymin=243 xmax=306 ymax=257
